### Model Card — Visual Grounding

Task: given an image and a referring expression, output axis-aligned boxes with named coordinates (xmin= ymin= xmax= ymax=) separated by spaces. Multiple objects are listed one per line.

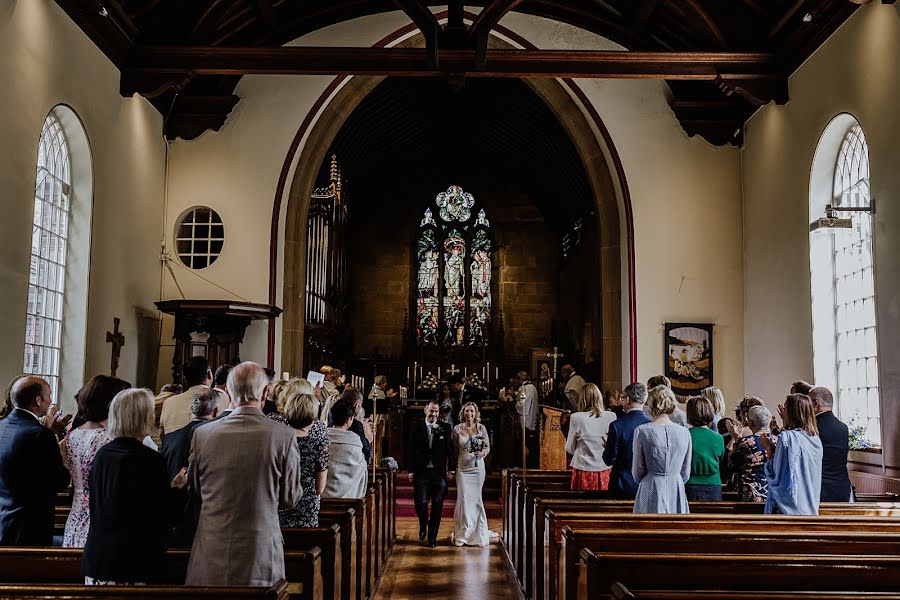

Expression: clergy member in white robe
xmin=561 ymin=364 xmax=585 ymax=412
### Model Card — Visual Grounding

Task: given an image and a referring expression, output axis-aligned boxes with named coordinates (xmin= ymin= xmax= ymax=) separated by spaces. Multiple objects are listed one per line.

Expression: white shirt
xmin=566 ymin=410 xmax=617 ymax=471
xmin=159 ymin=385 xmax=229 ymax=436
xmin=564 ymin=374 xmax=586 ymax=410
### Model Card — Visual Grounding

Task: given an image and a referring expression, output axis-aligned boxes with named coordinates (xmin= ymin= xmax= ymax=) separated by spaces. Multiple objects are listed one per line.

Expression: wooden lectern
xmin=540 ymin=405 xmax=569 ymax=469
xmin=155 ymin=300 xmax=282 ymax=384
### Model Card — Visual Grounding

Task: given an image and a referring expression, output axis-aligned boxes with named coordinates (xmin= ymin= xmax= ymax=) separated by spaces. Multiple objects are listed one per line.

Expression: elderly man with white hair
xmin=186 ymin=362 xmax=303 ymax=586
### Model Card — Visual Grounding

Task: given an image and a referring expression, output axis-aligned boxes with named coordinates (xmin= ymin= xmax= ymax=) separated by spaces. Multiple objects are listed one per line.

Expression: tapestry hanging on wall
xmin=663 ymin=322 xmax=713 ymax=398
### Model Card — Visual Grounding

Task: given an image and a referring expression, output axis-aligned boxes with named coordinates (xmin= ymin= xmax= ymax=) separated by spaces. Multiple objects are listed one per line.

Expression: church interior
xmin=2 ymin=0 xmax=900 ymax=597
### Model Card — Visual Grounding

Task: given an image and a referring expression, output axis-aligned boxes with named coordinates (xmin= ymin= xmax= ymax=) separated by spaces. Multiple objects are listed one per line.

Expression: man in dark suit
xmin=407 ymin=400 xmax=456 ymax=547
xmin=449 ymin=374 xmax=485 ymax=409
xmin=602 ymin=382 xmax=651 ymax=500
xmin=810 ymin=386 xmax=851 ymax=502
xmin=0 ymin=376 xmax=71 ymax=545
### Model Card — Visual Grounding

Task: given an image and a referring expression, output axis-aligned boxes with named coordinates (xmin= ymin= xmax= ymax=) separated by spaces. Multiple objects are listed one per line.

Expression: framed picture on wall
xmin=663 ymin=323 xmax=713 ymax=397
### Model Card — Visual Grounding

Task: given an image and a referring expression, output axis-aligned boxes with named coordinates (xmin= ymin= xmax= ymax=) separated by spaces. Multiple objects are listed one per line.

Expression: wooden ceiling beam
xmin=124 ymin=46 xmax=781 ymax=79
xmin=468 ymin=0 xmax=525 ymax=68
xmin=254 ymin=0 xmax=277 ymax=30
xmin=769 ymin=0 xmax=807 ymax=40
xmin=393 ymin=0 xmax=441 ymax=67
xmin=632 ymin=0 xmax=662 ymax=30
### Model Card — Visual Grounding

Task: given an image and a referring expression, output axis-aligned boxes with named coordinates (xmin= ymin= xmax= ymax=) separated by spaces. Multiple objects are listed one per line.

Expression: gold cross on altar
xmin=447 ymin=364 xmax=460 ymax=376
xmin=106 ymin=317 xmax=125 ymax=377
xmin=546 ymin=346 xmax=564 ymax=377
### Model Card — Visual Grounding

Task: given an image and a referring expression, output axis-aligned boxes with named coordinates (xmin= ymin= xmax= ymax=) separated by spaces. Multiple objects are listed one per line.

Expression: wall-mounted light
xmin=809 ymin=199 xmax=875 ymax=232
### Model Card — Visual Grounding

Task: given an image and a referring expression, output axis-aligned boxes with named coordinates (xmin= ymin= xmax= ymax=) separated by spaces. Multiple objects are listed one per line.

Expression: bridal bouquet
xmin=467 ymin=434 xmax=488 ymax=467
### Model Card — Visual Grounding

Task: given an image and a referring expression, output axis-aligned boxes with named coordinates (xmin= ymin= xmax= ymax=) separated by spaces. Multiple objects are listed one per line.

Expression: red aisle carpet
xmin=395 ymin=470 xmax=502 ymax=519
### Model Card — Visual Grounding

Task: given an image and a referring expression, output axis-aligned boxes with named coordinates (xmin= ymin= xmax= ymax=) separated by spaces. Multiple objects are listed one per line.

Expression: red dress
xmin=571 ymin=468 xmax=610 ymax=491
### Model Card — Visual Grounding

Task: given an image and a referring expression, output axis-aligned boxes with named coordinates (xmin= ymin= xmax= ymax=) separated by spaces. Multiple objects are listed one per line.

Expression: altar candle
xmin=438 ymin=367 xmax=441 ymax=378
xmin=464 ymin=367 xmax=467 ymax=377
xmin=406 ymin=367 xmax=410 ymax=381
xmin=496 ymin=367 xmax=499 ymax=380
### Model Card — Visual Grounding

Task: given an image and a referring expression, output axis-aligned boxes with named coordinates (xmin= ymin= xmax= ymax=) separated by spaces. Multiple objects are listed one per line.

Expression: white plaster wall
xmin=742 ymin=3 xmax=900 ymax=464
xmin=164 ymin=9 xmax=745 ymax=405
xmin=0 ymin=0 xmax=165 ymax=411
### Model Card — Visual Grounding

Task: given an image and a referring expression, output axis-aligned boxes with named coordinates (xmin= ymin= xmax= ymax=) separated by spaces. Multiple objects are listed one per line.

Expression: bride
xmin=451 ymin=402 xmax=495 ymax=547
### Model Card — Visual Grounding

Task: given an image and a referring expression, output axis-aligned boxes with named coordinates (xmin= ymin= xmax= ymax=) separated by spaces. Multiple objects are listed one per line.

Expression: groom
xmin=407 ymin=400 xmax=456 ymax=547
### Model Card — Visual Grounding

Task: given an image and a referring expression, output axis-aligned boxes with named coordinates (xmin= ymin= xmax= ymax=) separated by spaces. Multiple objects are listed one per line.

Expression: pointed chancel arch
xmin=273 ymin=22 xmax=634 ymax=391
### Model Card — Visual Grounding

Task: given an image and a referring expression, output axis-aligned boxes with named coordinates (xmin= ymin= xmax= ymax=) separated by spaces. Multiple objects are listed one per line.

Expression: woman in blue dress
xmin=632 ymin=385 xmax=692 ymax=514
xmin=761 ymin=393 xmax=822 ymax=515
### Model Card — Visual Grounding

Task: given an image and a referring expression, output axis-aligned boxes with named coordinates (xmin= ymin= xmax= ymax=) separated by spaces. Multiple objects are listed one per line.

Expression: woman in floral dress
xmin=62 ymin=375 xmax=130 ymax=547
xmin=728 ymin=405 xmax=775 ymax=503
xmin=278 ymin=381 xmax=329 ymax=527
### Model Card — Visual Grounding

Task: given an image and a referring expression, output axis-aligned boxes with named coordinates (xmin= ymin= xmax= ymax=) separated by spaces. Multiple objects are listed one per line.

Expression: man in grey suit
xmin=185 ymin=362 xmax=303 ymax=586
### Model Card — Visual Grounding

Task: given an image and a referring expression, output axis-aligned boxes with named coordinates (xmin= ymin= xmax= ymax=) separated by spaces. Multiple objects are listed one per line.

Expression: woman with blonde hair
xmin=565 ymin=383 xmax=617 ymax=491
xmin=279 ymin=381 xmax=329 ymax=527
xmin=451 ymin=402 xmax=494 ymax=546
xmin=761 ymin=393 xmax=822 ymax=515
xmin=632 ymin=385 xmax=692 ymax=514
xmin=701 ymin=386 xmax=727 ymax=429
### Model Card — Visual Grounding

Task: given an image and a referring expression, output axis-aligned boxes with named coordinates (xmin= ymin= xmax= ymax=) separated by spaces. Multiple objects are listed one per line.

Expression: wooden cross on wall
xmin=106 ymin=318 xmax=125 ymax=377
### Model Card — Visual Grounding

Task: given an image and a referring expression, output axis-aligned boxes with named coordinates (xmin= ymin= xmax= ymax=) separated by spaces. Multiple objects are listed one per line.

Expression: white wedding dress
xmin=451 ymin=423 xmax=496 ymax=547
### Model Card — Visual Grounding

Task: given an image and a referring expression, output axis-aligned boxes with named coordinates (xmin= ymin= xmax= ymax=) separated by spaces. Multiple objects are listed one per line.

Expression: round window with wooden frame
xmin=175 ymin=206 xmax=225 ymax=269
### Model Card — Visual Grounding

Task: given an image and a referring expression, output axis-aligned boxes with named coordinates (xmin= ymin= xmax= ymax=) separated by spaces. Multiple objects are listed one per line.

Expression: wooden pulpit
xmin=540 ymin=405 xmax=569 ymax=469
xmin=155 ymin=300 xmax=282 ymax=384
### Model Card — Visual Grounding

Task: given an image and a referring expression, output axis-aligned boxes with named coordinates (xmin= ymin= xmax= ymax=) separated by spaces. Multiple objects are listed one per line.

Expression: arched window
xmin=416 ymin=186 xmax=492 ymax=347
xmin=810 ymin=119 xmax=880 ymax=445
xmin=24 ymin=108 xmax=91 ymax=401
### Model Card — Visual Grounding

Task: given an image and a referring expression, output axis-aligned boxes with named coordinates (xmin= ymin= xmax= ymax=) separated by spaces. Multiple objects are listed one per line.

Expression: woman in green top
xmin=685 ymin=396 xmax=725 ymax=501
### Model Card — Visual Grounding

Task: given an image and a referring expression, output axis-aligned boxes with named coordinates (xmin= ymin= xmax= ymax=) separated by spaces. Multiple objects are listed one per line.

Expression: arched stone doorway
xmin=276 ymin=30 xmax=630 ymax=391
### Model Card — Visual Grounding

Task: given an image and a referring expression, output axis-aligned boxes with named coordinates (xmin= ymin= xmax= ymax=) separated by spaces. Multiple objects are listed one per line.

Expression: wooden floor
xmin=373 ymin=517 xmax=524 ymax=600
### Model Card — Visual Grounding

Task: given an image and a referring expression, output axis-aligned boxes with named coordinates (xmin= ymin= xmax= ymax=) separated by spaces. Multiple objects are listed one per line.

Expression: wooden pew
xmin=562 ymin=527 xmax=900 ymax=600
xmin=318 ymin=507 xmax=358 ymax=600
xmin=578 ymin=552 xmax=900 ymax=600
xmin=0 ymin=548 xmax=322 ymax=600
xmin=323 ymin=497 xmax=371 ymax=600
xmin=533 ymin=499 xmax=900 ymax=600
xmin=0 ymin=580 xmax=290 ymax=598
xmin=610 ymin=582 xmax=900 ymax=600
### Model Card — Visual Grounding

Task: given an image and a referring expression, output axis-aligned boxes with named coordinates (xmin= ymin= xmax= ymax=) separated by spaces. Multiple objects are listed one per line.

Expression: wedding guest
xmin=323 ymin=398 xmax=368 ymax=499
xmin=61 ymin=375 xmax=130 ymax=548
xmin=161 ymin=388 xmax=219 ymax=545
xmin=267 ymin=379 xmax=290 ymax=426
xmin=83 ymin=388 xmax=185 ymax=585
xmin=279 ymin=382 xmax=329 ymax=528
xmin=791 ymin=380 xmax=814 ymax=395
xmin=262 ymin=368 xmax=278 ymax=415
xmin=0 ymin=377 xmax=71 ymax=545
xmin=645 ymin=375 xmax=687 ymax=426
xmin=515 ymin=371 xmax=539 ymax=467
xmin=212 ymin=364 xmax=232 ymax=408
xmin=809 ymin=386 xmax=851 ymax=502
xmin=603 ymin=382 xmax=652 ymax=500
xmin=437 ymin=382 xmax=458 ymax=427
xmin=762 ymin=393 xmax=823 ymax=515
xmin=632 ymin=385 xmax=692 ymax=514
xmin=160 ymin=356 xmax=226 ymax=436
xmin=566 ymin=383 xmax=617 ymax=491
xmin=366 ymin=375 xmax=396 ymax=417
xmin=186 ymin=362 xmax=303 ymax=586
xmin=729 ymin=405 xmax=774 ymax=503
xmin=701 ymin=386 xmax=727 ymax=430
xmin=605 ymin=389 xmax=625 ymax=418
xmin=0 ymin=374 xmax=25 ymax=420
xmin=333 ymin=387 xmax=372 ymax=463
xmin=450 ymin=374 xmax=486 ymax=410
xmin=684 ymin=396 xmax=724 ymax=501
xmin=154 ymin=383 xmax=182 ymax=427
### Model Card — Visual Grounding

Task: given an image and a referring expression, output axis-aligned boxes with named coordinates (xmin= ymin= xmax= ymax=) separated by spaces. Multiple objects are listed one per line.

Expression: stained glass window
xmin=415 ymin=187 xmax=492 ymax=347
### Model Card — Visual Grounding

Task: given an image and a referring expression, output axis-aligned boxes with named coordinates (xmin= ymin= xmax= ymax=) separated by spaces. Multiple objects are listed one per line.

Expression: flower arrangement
xmin=380 ymin=457 xmax=398 ymax=471
xmin=419 ymin=371 xmax=438 ymax=393
xmin=466 ymin=373 xmax=487 ymax=392
xmin=848 ymin=415 xmax=878 ymax=450
xmin=466 ymin=434 xmax=488 ymax=467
